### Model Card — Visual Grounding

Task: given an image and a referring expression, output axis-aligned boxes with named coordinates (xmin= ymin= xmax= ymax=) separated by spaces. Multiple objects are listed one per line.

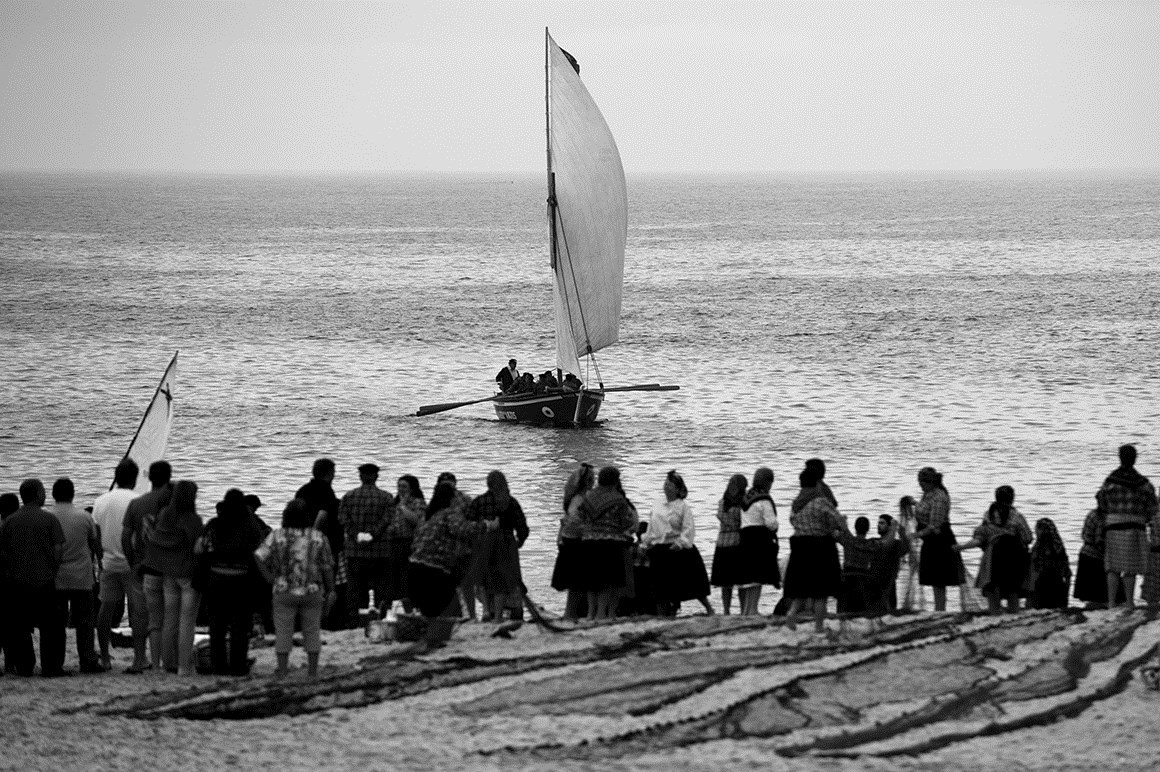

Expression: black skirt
xmin=919 ymin=526 xmax=965 ymax=588
xmin=710 ymin=543 xmax=745 ymax=587
xmin=408 ymin=561 xmax=458 ymax=618
xmin=736 ymin=526 xmax=781 ymax=588
xmin=551 ymin=537 xmax=585 ymax=591
xmin=577 ymin=539 xmax=629 ymax=591
xmin=982 ymin=533 xmax=1030 ymax=597
xmin=1073 ymin=552 xmax=1125 ymax=604
xmin=783 ymin=535 xmax=842 ymax=600
xmin=647 ymin=544 xmax=711 ymax=603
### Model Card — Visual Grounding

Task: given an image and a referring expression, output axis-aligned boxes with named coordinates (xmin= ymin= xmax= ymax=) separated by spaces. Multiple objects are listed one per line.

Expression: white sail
xmin=122 ymin=351 xmax=177 ymax=491
xmin=547 ymin=32 xmax=627 ymax=378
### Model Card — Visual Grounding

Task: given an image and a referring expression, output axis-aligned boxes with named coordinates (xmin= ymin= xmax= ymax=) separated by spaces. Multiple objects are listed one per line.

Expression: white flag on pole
xmin=122 ymin=352 xmax=178 ymax=492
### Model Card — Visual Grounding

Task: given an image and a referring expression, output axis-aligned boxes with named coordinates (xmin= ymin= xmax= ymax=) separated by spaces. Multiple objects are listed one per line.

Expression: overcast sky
xmin=2 ymin=0 xmax=1157 ymax=173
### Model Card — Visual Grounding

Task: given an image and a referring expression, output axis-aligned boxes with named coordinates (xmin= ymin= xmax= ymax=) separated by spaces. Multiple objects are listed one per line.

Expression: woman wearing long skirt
xmin=578 ymin=467 xmax=639 ymax=620
xmin=955 ymin=485 xmax=1032 ymax=614
xmin=737 ymin=468 xmax=781 ymax=616
xmin=552 ymin=463 xmax=594 ymax=620
xmin=641 ymin=471 xmax=713 ymax=617
xmin=1028 ymin=517 xmax=1071 ymax=609
xmin=710 ymin=474 xmax=746 ymax=614
xmin=468 ymin=471 xmax=529 ymax=622
xmin=1073 ymin=507 xmax=1124 ymax=608
xmin=784 ymin=467 xmax=849 ymax=632
xmin=914 ymin=467 xmax=962 ymax=612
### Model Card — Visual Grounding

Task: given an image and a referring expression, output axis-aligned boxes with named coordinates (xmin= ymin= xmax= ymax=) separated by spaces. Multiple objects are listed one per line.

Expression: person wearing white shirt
xmin=641 ymin=470 xmax=714 ymax=616
xmin=92 ymin=459 xmax=150 ymax=673
xmin=736 ymin=467 xmax=780 ymax=616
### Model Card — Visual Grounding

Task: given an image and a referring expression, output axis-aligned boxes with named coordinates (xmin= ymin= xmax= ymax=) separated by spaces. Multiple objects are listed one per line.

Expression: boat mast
xmin=546 ymin=28 xmax=564 ymax=383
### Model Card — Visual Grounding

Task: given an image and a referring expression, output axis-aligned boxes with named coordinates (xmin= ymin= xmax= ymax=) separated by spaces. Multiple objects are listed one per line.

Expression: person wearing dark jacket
xmin=296 ymin=458 xmax=345 ymax=629
xmin=0 ymin=479 xmax=65 ymax=676
xmin=196 ymin=488 xmax=265 ymax=675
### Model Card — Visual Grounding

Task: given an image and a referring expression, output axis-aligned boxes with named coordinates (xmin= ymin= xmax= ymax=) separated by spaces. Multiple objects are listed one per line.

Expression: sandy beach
xmin=3 ymin=608 xmax=1158 ymax=772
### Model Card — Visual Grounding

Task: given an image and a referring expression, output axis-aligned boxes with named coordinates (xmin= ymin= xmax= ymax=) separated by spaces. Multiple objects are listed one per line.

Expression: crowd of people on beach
xmin=1 ymin=444 xmax=1156 ymax=678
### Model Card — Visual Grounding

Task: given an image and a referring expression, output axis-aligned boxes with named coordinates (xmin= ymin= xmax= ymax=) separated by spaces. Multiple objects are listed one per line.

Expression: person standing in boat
xmin=495 ymin=359 xmax=519 ymax=392
xmin=913 ymin=466 xmax=961 ymax=612
xmin=710 ymin=474 xmax=746 ymax=614
xmin=552 ymin=463 xmax=594 ymax=620
xmin=468 ymin=470 xmax=529 ymax=622
xmin=737 ymin=468 xmax=781 ymax=616
xmin=1097 ymin=444 xmax=1158 ymax=608
xmin=641 ymin=471 xmax=714 ymax=617
xmin=578 ymin=466 xmax=638 ymax=620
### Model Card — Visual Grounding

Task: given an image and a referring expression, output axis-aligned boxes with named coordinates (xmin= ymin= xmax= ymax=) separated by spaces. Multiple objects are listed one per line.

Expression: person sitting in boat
xmin=538 ymin=370 xmax=560 ymax=391
xmin=508 ymin=372 xmax=535 ymax=394
xmin=495 ymin=359 xmax=519 ymax=392
xmin=561 ymin=373 xmax=582 ymax=391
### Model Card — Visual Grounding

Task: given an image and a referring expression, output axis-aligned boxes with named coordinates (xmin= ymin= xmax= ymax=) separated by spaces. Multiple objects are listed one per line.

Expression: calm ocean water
xmin=2 ymin=171 xmax=1158 ymax=612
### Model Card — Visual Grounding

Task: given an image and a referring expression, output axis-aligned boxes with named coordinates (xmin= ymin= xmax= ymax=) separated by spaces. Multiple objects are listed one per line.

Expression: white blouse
xmin=641 ymin=498 xmax=696 ymax=549
xmin=739 ymin=497 xmax=778 ymax=532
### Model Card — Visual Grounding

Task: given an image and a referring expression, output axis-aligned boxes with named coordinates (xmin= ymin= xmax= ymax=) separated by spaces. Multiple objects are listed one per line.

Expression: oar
xmin=415 ymin=394 xmax=500 ymax=417
xmin=598 ymin=384 xmax=680 ymax=393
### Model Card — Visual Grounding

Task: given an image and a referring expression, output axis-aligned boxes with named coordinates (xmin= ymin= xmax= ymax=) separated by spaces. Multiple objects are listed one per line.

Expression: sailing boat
xmin=117 ymin=351 xmax=178 ymax=491
xmin=417 ymin=31 xmax=677 ymax=426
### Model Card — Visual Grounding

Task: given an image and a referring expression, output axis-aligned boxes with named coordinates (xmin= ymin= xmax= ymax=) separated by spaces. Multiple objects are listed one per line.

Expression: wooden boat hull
xmin=493 ymin=390 xmax=604 ymax=426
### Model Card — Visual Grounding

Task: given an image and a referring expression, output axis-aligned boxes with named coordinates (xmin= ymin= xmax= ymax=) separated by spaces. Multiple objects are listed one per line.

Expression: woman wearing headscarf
xmin=141 ymin=480 xmax=204 ymax=675
xmin=955 ymin=485 xmax=1032 ymax=614
xmin=710 ymin=473 xmax=747 ymax=614
xmin=783 ymin=467 xmax=849 ymax=632
xmin=641 ymin=471 xmax=714 ymax=617
xmin=552 ymin=463 xmax=594 ymax=620
xmin=254 ymin=499 xmax=335 ymax=678
xmin=737 ymin=467 xmax=781 ymax=616
xmin=913 ymin=466 xmax=961 ymax=612
xmin=195 ymin=487 xmax=265 ymax=675
xmin=385 ymin=475 xmax=424 ymax=613
xmin=468 ymin=470 xmax=529 ymax=622
xmin=1028 ymin=517 xmax=1071 ymax=609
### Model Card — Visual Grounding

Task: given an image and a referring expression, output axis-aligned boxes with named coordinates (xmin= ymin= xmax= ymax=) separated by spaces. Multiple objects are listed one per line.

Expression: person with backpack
xmin=121 ymin=460 xmax=173 ymax=673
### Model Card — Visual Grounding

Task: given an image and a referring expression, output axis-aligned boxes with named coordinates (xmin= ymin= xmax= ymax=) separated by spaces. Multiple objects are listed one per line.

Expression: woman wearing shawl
xmin=783 ymin=467 xmax=849 ymax=632
xmin=468 ymin=471 xmax=529 ymax=622
xmin=914 ymin=466 xmax=962 ymax=612
xmin=578 ymin=466 xmax=639 ymax=620
xmin=1028 ymin=517 xmax=1071 ymax=609
xmin=641 ymin=470 xmax=714 ymax=617
xmin=710 ymin=473 xmax=746 ymax=614
xmin=195 ymin=487 xmax=265 ymax=675
xmin=1097 ymin=445 xmax=1159 ymax=609
xmin=736 ymin=467 xmax=781 ymax=616
xmin=955 ymin=485 xmax=1032 ymax=614
xmin=552 ymin=463 xmax=594 ymax=620
xmin=385 ymin=475 xmax=424 ymax=613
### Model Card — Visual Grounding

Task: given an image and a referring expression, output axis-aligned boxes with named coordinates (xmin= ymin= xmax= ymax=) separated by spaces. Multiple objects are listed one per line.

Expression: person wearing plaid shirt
xmin=1097 ymin=444 xmax=1159 ymax=608
xmin=409 ymin=481 xmax=498 ymax=618
xmin=338 ymin=463 xmax=395 ymax=626
xmin=784 ymin=466 xmax=851 ymax=632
